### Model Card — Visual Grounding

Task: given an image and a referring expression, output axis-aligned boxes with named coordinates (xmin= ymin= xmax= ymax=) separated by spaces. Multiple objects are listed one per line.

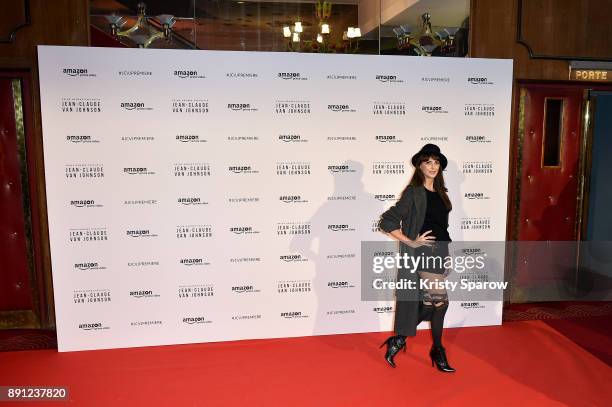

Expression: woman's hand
xmin=387 ymin=229 xmax=436 ymax=248
xmin=405 ymin=230 xmax=436 ymax=248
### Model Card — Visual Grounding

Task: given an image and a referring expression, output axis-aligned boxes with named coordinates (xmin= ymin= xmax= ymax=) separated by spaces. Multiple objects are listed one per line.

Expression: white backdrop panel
xmin=38 ymin=46 xmax=512 ymax=351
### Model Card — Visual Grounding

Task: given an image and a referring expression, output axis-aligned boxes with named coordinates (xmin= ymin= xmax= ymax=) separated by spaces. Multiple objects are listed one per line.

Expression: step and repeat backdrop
xmin=38 ymin=46 xmax=512 ymax=351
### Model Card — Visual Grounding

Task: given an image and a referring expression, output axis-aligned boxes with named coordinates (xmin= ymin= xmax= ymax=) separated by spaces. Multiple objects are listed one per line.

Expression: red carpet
xmin=541 ymin=316 xmax=612 ymax=367
xmin=1 ymin=320 xmax=611 ymax=406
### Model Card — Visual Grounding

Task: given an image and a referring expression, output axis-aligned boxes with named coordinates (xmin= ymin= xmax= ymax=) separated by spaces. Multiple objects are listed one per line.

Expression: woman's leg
xmin=417 ymin=271 xmax=449 ymax=347
xmin=416 ymin=243 xmax=455 ymax=372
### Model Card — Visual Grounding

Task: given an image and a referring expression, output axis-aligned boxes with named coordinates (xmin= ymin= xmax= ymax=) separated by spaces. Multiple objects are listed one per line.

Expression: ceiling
xmin=90 ymin=0 xmax=469 ymax=49
xmin=91 ymin=0 xmax=359 ymax=50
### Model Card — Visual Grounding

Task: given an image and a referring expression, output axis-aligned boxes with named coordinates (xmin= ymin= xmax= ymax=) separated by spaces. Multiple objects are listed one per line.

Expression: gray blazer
xmin=378 ymin=184 xmax=428 ymax=337
xmin=379 ymin=184 xmax=427 ymax=239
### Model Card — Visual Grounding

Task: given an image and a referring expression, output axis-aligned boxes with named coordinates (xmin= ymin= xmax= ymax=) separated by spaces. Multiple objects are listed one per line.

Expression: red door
xmin=509 ymin=84 xmax=584 ymax=300
xmin=516 ymin=84 xmax=584 ymax=240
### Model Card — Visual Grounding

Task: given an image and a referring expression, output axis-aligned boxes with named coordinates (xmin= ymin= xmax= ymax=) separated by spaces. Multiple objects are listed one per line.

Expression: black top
xmin=419 ymin=188 xmax=451 ymax=242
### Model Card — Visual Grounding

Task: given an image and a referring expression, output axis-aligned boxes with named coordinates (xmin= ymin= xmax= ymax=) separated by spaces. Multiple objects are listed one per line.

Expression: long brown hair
xmin=403 ymin=153 xmax=452 ymax=211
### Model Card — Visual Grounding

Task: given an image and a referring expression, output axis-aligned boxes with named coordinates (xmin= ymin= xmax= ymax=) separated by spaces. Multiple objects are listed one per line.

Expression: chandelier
xmin=104 ymin=2 xmax=176 ymax=48
xmin=283 ymin=1 xmax=361 ymax=53
xmin=393 ymin=13 xmax=460 ymax=56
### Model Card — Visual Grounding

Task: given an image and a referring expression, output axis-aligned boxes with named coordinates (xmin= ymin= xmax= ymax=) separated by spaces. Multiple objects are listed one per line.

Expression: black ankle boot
xmin=379 ymin=335 xmax=406 ymax=368
xmin=429 ymin=345 xmax=456 ymax=372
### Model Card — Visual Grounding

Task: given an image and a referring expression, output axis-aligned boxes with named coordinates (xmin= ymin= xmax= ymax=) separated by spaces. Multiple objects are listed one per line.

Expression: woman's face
xmin=419 ymin=156 xmax=440 ymax=180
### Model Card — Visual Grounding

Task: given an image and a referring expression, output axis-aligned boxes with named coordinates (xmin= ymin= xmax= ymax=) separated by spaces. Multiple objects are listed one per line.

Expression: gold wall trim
xmin=0 ymin=310 xmax=39 ymax=329
xmin=513 ymin=88 xmax=527 ymax=241
xmin=576 ymin=94 xmax=594 ymax=242
xmin=507 ymin=87 xmax=528 ymax=303
xmin=0 ymin=79 xmax=42 ymax=330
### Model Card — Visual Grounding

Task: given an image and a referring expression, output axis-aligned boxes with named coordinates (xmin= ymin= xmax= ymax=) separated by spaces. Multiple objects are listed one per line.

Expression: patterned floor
xmin=503 ymin=301 xmax=612 ymax=321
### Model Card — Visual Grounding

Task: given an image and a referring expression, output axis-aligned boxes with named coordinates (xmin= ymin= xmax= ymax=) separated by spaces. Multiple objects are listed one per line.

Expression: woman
xmin=378 ymin=143 xmax=455 ymax=372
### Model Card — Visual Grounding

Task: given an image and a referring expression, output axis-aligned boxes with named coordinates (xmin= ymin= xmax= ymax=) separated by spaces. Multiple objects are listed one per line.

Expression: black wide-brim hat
xmin=411 ymin=143 xmax=448 ymax=170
